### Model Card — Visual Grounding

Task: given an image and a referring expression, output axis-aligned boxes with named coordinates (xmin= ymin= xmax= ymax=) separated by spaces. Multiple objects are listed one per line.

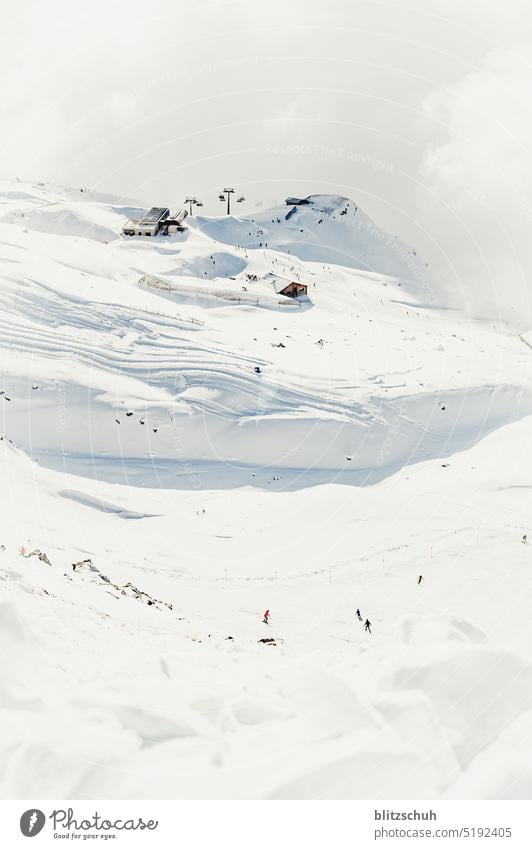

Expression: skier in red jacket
xmin=263 ymin=609 xmax=270 ymax=624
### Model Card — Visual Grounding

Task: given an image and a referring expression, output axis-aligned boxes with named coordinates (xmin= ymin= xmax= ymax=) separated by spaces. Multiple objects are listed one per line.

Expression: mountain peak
xmin=193 ymin=192 xmax=424 ymax=284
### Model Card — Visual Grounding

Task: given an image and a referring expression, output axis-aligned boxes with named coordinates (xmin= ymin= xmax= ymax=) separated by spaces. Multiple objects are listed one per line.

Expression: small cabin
xmin=285 ymin=197 xmax=311 ymax=206
xmin=266 ymin=273 xmax=309 ymax=299
xmin=279 ymin=281 xmax=308 ymax=298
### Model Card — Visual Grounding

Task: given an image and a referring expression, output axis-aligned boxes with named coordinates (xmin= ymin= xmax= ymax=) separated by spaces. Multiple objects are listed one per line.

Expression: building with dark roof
xmin=122 ymin=207 xmax=188 ymax=237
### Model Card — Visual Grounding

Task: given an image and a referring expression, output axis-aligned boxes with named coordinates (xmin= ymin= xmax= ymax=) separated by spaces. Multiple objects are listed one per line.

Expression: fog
xmin=1 ymin=0 xmax=531 ymax=321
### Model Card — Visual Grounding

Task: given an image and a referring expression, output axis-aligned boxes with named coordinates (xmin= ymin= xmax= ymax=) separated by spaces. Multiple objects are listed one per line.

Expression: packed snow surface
xmin=1 ymin=181 xmax=532 ymax=799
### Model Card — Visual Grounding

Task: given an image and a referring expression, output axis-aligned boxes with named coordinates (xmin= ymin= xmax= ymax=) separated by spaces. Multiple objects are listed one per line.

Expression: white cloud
xmin=419 ymin=45 xmax=532 ymax=323
xmin=422 ymin=45 xmax=532 ymax=206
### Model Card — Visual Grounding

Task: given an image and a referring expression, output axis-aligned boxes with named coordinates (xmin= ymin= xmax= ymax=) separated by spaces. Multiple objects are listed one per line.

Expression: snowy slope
xmin=1 ymin=180 xmax=532 ymax=800
xmin=193 ymin=195 xmax=426 ymax=283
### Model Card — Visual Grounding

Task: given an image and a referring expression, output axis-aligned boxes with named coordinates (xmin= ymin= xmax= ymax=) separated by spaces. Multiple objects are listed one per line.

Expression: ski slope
xmin=1 ymin=181 xmax=532 ymax=800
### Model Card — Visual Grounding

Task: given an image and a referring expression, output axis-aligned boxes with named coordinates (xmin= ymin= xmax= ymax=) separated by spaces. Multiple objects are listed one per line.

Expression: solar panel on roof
xmin=142 ymin=207 xmax=169 ymax=223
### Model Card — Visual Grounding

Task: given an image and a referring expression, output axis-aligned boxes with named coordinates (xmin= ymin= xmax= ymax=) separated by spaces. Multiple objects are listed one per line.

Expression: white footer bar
xmin=2 ymin=800 xmax=530 ymax=847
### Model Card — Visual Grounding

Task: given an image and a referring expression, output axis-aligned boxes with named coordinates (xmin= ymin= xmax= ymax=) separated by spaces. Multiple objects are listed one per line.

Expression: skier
xmin=523 ymin=534 xmax=528 ymax=544
xmin=263 ymin=609 xmax=270 ymax=625
xmin=418 ymin=574 xmax=423 ymax=585
xmin=364 ymin=619 xmax=372 ymax=634
xmin=356 ymin=608 xmax=362 ymax=621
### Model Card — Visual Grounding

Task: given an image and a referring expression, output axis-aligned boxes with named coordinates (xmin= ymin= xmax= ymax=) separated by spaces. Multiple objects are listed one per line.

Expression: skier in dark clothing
xmin=356 ymin=608 xmax=362 ymax=621
xmin=263 ymin=609 xmax=270 ymax=625
xmin=418 ymin=575 xmax=423 ymax=585
xmin=364 ymin=619 xmax=371 ymax=634
xmin=522 ymin=534 xmax=527 ymax=544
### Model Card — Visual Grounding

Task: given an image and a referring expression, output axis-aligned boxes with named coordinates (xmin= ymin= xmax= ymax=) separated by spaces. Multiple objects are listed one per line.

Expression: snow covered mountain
xmin=194 ymin=194 xmax=424 ymax=281
xmin=1 ymin=180 xmax=532 ymax=799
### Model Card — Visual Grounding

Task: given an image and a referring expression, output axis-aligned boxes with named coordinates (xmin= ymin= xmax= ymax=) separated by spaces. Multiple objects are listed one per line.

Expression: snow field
xmin=0 ymin=182 xmax=532 ymax=799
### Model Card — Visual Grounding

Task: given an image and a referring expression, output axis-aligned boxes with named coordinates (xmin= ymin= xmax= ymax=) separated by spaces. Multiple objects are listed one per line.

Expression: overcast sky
xmin=2 ymin=0 xmax=532 ymax=320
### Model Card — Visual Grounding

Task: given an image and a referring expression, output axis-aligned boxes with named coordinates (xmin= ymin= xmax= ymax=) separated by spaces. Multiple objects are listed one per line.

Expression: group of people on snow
xmin=261 ymin=571 xmax=431 ymax=636
xmin=264 ymin=607 xmax=372 ymax=633
xmin=261 ymin=532 xmax=532 ymax=642
xmin=356 ymin=608 xmax=371 ymax=633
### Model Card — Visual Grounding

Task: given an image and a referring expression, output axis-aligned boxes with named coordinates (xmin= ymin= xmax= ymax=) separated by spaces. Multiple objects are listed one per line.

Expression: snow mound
xmin=169 ymin=251 xmax=247 ymax=280
xmin=0 ymin=602 xmax=28 ymax=652
xmin=0 ymin=201 xmax=141 ymax=243
xmin=380 ymin=642 xmax=532 ymax=768
xmin=396 ymin=615 xmax=487 ymax=646
xmin=194 ymin=194 xmax=426 ymax=287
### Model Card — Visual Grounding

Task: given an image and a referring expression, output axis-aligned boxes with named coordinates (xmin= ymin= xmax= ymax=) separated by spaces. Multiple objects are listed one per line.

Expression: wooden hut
xmin=278 ymin=281 xmax=308 ymax=298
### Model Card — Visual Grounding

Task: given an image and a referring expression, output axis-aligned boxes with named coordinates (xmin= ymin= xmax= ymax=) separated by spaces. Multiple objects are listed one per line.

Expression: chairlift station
xmin=122 ymin=207 xmax=188 ymax=237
